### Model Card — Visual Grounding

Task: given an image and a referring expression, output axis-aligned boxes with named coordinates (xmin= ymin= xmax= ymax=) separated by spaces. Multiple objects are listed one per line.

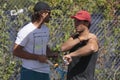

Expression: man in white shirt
xmin=13 ymin=1 xmax=56 ymax=80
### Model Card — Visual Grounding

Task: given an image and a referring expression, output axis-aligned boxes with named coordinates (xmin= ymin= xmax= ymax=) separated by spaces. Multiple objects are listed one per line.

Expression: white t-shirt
xmin=15 ymin=22 xmax=50 ymax=73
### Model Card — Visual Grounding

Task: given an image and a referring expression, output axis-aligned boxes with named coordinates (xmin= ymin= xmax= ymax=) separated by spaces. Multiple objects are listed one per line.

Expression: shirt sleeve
xmin=15 ymin=29 xmax=29 ymax=47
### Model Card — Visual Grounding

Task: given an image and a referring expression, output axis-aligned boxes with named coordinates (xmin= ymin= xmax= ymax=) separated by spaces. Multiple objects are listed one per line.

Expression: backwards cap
xmin=33 ymin=1 xmax=51 ymax=12
xmin=71 ymin=10 xmax=91 ymax=23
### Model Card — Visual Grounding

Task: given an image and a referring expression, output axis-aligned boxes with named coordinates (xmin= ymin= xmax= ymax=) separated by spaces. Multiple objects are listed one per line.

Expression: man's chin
xmin=76 ymin=30 xmax=83 ymax=33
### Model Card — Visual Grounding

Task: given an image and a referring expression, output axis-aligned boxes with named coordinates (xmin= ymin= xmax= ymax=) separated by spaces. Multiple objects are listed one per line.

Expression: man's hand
xmin=37 ymin=55 xmax=48 ymax=63
xmin=63 ymin=54 xmax=72 ymax=65
xmin=47 ymin=52 xmax=58 ymax=58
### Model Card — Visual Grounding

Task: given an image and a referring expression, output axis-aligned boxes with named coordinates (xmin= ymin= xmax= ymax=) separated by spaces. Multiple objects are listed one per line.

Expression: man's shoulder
xmin=22 ymin=22 xmax=33 ymax=29
xmin=19 ymin=23 xmax=34 ymax=32
xmin=16 ymin=23 xmax=34 ymax=38
xmin=89 ymin=33 xmax=98 ymax=39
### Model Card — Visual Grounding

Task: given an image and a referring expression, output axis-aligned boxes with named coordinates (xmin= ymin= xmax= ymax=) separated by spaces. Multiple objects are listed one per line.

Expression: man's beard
xmin=44 ymin=16 xmax=51 ymax=23
xmin=45 ymin=19 xmax=50 ymax=23
xmin=76 ymin=29 xmax=84 ymax=34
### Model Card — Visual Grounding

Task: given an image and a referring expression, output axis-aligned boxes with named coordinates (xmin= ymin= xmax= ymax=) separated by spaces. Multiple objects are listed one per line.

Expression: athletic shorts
xmin=20 ymin=67 xmax=50 ymax=80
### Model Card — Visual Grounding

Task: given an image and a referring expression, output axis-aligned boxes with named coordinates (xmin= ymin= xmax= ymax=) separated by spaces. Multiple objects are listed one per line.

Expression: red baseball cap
xmin=71 ymin=10 xmax=91 ymax=23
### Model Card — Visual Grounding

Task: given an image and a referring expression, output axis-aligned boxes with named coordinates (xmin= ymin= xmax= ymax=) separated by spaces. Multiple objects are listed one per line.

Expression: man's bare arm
xmin=61 ymin=37 xmax=80 ymax=51
xmin=13 ymin=43 xmax=47 ymax=63
xmin=68 ymin=38 xmax=99 ymax=57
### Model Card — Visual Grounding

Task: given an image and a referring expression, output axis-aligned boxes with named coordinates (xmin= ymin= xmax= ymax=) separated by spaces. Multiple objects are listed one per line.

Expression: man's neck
xmin=79 ymin=29 xmax=89 ymax=36
xmin=32 ymin=20 xmax=43 ymax=28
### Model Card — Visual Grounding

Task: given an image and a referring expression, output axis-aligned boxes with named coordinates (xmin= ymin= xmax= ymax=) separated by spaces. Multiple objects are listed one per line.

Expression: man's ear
xmin=84 ymin=21 xmax=90 ymax=27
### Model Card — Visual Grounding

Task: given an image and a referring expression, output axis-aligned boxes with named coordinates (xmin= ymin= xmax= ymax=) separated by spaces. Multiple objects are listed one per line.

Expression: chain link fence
xmin=0 ymin=0 xmax=120 ymax=80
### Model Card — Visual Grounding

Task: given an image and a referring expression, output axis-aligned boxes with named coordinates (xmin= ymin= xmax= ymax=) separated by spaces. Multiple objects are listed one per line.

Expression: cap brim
xmin=71 ymin=16 xmax=85 ymax=21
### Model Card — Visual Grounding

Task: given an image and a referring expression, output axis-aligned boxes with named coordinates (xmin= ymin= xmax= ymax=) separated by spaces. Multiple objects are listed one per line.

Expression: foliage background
xmin=0 ymin=0 xmax=120 ymax=80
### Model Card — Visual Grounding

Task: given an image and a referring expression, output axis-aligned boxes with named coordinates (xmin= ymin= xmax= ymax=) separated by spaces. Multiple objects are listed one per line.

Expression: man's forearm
xmin=69 ymin=45 xmax=94 ymax=57
xmin=69 ymin=37 xmax=98 ymax=57
xmin=61 ymin=38 xmax=80 ymax=51
xmin=13 ymin=50 xmax=39 ymax=60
